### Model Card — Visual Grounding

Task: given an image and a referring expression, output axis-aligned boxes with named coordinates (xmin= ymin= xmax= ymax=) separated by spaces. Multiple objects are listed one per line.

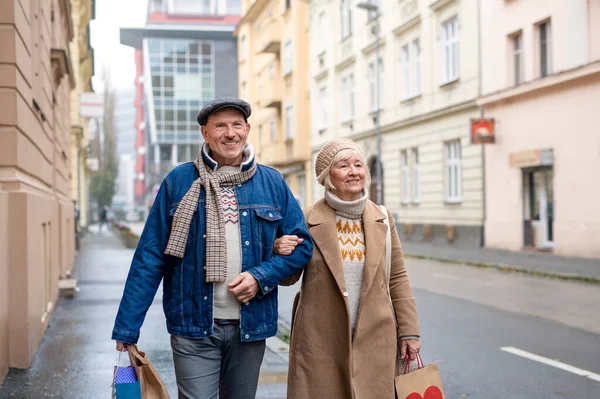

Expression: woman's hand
xmin=273 ymin=235 xmax=304 ymax=255
xmin=116 ymin=340 xmax=127 ymax=351
xmin=400 ymin=339 xmax=421 ymax=360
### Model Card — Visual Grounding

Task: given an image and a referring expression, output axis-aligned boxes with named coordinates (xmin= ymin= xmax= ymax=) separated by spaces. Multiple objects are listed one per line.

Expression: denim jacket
xmin=112 ymin=155 xmax=313 ymax=343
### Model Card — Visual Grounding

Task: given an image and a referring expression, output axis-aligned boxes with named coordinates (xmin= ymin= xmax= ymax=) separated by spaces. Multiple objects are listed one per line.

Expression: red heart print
xmin=405 ymin=386 xmax=443 ymax=399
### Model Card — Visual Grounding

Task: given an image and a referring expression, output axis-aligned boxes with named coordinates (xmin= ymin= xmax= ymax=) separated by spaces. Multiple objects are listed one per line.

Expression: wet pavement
xmin=0 ymin=227 xmax=288 ymax=399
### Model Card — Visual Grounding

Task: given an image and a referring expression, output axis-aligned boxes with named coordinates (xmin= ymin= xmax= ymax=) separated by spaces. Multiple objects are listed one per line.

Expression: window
xmin=241 ymin=81 xmax=247 ymax=100
xmin=401 ymin=150 xmax=410 ymax=204
xmin=318 ymin=86 xmax=328 ymax=131
xmin=445 ymin=140 xmax=462 ymax=202
xmin=240 ymin=35 xmax=246 ymax=60
xmin=340 ymin=74 xmax=355 ymax=122
xmin=285 ymin=105 xmax=294 ymax=140
xmin=270 ymin=118 xmax=276 ymax=143
xmin=401 ymin=44 xmax=410 ymax=99
xmin=411 ymin=148 xmax=420 ymax=203
xmin=539 ymin=21 xmax=552 ymax=77
xmin=512 ymin=31 xmax=524 ymax=85
xmin=340 ymin=0 xmax=352 ymax=39
xmin=159 ymin=144 xmax=172 ymax=162
xmin=258 ymin=125 xmax=263 ymax=147
xmin=284 ymin=39 xmax=293 ymax=74
xmin=316 ymin=11 xmax=327 ymax=54
xmin=441 ymin=17 xmax=459 ymax=83
xmin=368 ymin=58 xmax=383 ymax=112
xmin=297 ymin=173 xmax=306 ymax=209
xmin=413 ymin=39 xmax=421 ymax=95
xmin=268 ymin=61 xmax=275 ymax=79
xmin=285 ymin=0 xmax=291 ymax=10
xmin=227 ymin=0 xmax=242 ymax=14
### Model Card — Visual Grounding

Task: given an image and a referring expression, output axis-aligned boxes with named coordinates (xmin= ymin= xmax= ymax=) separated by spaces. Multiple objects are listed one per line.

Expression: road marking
xmin=501 ymin=346 xmax=600 ymax=382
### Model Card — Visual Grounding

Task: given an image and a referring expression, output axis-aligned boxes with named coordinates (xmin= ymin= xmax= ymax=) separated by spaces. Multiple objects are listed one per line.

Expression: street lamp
xmin=357 ymin=1 xmax=383 ymax=205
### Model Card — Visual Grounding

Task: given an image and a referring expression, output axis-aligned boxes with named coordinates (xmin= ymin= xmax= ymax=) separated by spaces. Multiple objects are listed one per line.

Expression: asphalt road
xmin=278 ymin=258 xmax=600 ymax=399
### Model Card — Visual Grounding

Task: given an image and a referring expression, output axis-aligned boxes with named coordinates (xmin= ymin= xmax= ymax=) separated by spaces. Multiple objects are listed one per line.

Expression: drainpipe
xmin=477 ymin=0 xmax=486 ymax=248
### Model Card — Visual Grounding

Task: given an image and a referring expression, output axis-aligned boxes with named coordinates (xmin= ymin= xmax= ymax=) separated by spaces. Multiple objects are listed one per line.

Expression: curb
xmin=404 ymin=252 xmax=600 ymax=285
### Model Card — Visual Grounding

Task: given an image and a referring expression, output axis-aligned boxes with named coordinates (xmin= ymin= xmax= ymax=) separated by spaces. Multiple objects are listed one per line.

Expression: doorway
xmin=523 ymin=168 xmax=554 ymax=249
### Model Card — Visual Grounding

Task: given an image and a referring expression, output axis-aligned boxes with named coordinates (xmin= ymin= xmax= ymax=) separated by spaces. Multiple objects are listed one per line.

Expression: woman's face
xmin=329 ymin=153 xmax=366 ymax=201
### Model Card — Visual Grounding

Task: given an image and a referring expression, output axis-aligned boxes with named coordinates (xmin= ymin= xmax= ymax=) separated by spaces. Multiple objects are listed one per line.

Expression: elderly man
xmin=112 ymin=98 xmax=313 ymax=399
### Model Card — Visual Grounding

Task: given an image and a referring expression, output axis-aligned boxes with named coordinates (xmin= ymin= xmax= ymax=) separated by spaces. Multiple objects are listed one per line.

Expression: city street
xmin=1 ymin=230 xmax=599 ymax=398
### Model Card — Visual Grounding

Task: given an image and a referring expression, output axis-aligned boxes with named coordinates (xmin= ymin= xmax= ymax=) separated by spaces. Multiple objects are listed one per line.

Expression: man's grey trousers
xmin=170 ymin=324 xmax=266 ymax=399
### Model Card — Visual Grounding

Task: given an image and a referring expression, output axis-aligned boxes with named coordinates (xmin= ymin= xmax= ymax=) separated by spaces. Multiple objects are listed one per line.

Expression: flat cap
xmin=196 ymin=97 xmax=252 ymax=126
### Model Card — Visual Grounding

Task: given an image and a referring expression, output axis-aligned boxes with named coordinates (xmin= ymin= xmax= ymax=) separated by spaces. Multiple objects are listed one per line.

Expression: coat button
xmin=245 ymin=241 xmax=250 ymax=245
xmin=203 ymin=234 xmax=206 ymax=238
xmin=242 ymin=211 xmax=247 ymax=216
xmin=343 ymin=291 xmax=349 ymax=297
xmin=203 ymin=331 xmax=207 ymax=335
xmin=204 ymin=296 xmax=208 ymax=300
xmin=264 ymin=287 xmax=269 ymax=291
xmin=245 ymin=302 xmax=250 ymax=306
xmin=238 ymin=184 xmax=242 ymax=187
xmin=245 ymin=334 xmax=250 ymax=339
xmin=268 ymin=212 xmax=273 ymax=218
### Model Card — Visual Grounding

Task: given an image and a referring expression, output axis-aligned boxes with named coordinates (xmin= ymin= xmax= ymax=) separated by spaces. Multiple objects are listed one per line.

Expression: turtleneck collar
xmin=325 ymin=189 xmax=369 ymax=219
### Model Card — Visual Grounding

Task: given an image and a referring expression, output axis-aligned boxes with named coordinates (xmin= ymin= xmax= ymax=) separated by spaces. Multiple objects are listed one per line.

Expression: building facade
xmin=121 ymin=0 xmax=242 ymax=212
xmin=69 ymin=0 xmax=95 ymax=231
xmin=0 ymin=0 xmax=84 ymax=381
xmin=236 ymin=0 xmax=312 ymax=209
xmin=113 ymin=89 xmax=137 ymax=214
xmin=479 ymin=0 xmax=600 ymax=258
xmin=309 ymin=0 xmax=483 ymax=245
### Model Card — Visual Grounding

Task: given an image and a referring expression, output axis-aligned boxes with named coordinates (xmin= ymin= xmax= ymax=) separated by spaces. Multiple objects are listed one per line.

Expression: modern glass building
xmin=120 ymin=0 xmax=241 ymax=209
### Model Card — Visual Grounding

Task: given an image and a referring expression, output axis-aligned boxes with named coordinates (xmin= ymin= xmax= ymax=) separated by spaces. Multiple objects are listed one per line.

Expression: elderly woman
xmin=275 ymin=139 xmax=421 ymax=398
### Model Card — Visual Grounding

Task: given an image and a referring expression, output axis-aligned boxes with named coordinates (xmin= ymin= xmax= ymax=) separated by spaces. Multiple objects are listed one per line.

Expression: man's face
xmin=201 ymin=108 xmax=250 ymax=166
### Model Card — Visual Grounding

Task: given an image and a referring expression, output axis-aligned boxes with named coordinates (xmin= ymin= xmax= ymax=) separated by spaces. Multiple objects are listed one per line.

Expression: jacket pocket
xmin=254 ymin=208 xmax=282 ymax=251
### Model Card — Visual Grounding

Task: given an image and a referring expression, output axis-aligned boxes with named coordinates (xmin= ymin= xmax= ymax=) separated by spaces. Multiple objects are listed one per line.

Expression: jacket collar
xmin=200 ymin=142 xmax=255 ymax=173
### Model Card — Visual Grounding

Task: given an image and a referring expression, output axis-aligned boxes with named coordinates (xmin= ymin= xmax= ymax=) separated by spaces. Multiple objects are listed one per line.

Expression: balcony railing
xmin=258 ymin=19 xmax=282 ymax=54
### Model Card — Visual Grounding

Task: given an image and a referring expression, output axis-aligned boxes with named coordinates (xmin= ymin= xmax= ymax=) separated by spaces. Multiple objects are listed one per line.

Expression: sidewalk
xmin=401 ymin=241 xmax=600 ymax=282
xmin=0 ymin=229 xmax=288 ymax=399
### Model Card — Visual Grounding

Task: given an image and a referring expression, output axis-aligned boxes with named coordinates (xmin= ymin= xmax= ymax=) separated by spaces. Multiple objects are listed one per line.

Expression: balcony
xmin=258 ymin=78 xmax=283 ymax=109
xmin=335 ymin=37 xmax=355 ymax=70
xmin=258 ymin=19 xmax=282 ymax=54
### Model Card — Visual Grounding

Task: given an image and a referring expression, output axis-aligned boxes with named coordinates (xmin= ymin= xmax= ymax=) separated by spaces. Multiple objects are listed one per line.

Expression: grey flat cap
xmin=196 ymin=97 xmax=252 ymax=126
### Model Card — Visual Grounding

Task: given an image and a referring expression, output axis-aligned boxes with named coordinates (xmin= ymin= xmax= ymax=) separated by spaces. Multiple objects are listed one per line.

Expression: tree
xmin=89 ymin=70 xmax=118 ymax=209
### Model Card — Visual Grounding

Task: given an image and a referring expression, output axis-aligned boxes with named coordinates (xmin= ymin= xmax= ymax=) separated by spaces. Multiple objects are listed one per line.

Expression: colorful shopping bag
xmin=395 ymin=354 xmax=446 ymax=399
xmin=113 ymin=350 xmax=142 ymax=399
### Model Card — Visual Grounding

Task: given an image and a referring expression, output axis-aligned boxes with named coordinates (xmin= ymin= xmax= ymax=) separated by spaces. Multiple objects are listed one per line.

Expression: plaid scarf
xmin=164 ymin=144 xmax=257 ymax=282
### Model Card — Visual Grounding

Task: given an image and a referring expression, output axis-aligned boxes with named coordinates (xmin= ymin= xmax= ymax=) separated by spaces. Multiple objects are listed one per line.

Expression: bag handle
xmin=403 ymin=353 xmax=425 ymax=374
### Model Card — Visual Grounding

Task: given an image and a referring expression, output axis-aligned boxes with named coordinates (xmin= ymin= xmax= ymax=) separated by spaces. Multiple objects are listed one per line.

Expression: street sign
xmin=80 ymin=92 xmax=104 ymax=118
xmin=470 ymin=118 xmax=495 ymax=144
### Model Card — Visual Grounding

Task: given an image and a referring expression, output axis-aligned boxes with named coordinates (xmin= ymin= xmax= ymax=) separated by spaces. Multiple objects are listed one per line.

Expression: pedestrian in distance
xmin=112 ymin=98 xmax=313 ymax=399
xmin=99 ymin=205 xmax=109 ymax=232
xmin=274 ymin=139 xmax=421 ymax=398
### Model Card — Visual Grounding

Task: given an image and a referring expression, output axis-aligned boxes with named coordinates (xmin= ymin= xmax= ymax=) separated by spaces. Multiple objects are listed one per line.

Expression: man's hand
xmin=273 ymin=235 xmax=304 ymax=255
xmin=228 ymin=272 xmax=260 ymax=303
xmin=400 ymin=339 xmax=421 ymax=360
xmin=116 ymin=340 xmax=127 ymax=351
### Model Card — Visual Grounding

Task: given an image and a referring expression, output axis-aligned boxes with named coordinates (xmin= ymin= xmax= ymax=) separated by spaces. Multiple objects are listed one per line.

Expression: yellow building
xmin=69 ymin=0 xmax=95 ymax=232
xmin=236 ymin=0 xmax=312 ymax=208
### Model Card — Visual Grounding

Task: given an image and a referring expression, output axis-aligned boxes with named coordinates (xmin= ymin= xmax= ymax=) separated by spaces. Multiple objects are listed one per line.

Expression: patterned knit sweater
xmin=336 ymin=216 xmax=366 ymax=333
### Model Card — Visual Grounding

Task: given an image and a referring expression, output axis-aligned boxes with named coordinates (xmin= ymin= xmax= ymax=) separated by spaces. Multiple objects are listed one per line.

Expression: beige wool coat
xmin=285 ymin=199 xmax=421 ymax=399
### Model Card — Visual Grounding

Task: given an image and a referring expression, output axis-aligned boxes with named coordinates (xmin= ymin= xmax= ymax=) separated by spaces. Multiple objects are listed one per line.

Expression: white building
xmin=309 ymin=0 xmax=483 ymax=245
xmin=113 ymin=154 xmax=136 ymax=213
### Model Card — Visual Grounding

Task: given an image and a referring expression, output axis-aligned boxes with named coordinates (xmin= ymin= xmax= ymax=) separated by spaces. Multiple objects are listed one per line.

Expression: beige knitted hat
xmin=315 ymin=138 xmax=361 ymax=180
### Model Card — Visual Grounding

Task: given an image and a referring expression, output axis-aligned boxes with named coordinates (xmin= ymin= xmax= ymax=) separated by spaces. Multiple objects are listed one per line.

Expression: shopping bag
xmin=395 ymin=354 xmax=445 ymax=399
xmin=112 ymin=350 xmax=141 ymax=399
xmin=127 ymin=345 xmax=171 ymax=399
